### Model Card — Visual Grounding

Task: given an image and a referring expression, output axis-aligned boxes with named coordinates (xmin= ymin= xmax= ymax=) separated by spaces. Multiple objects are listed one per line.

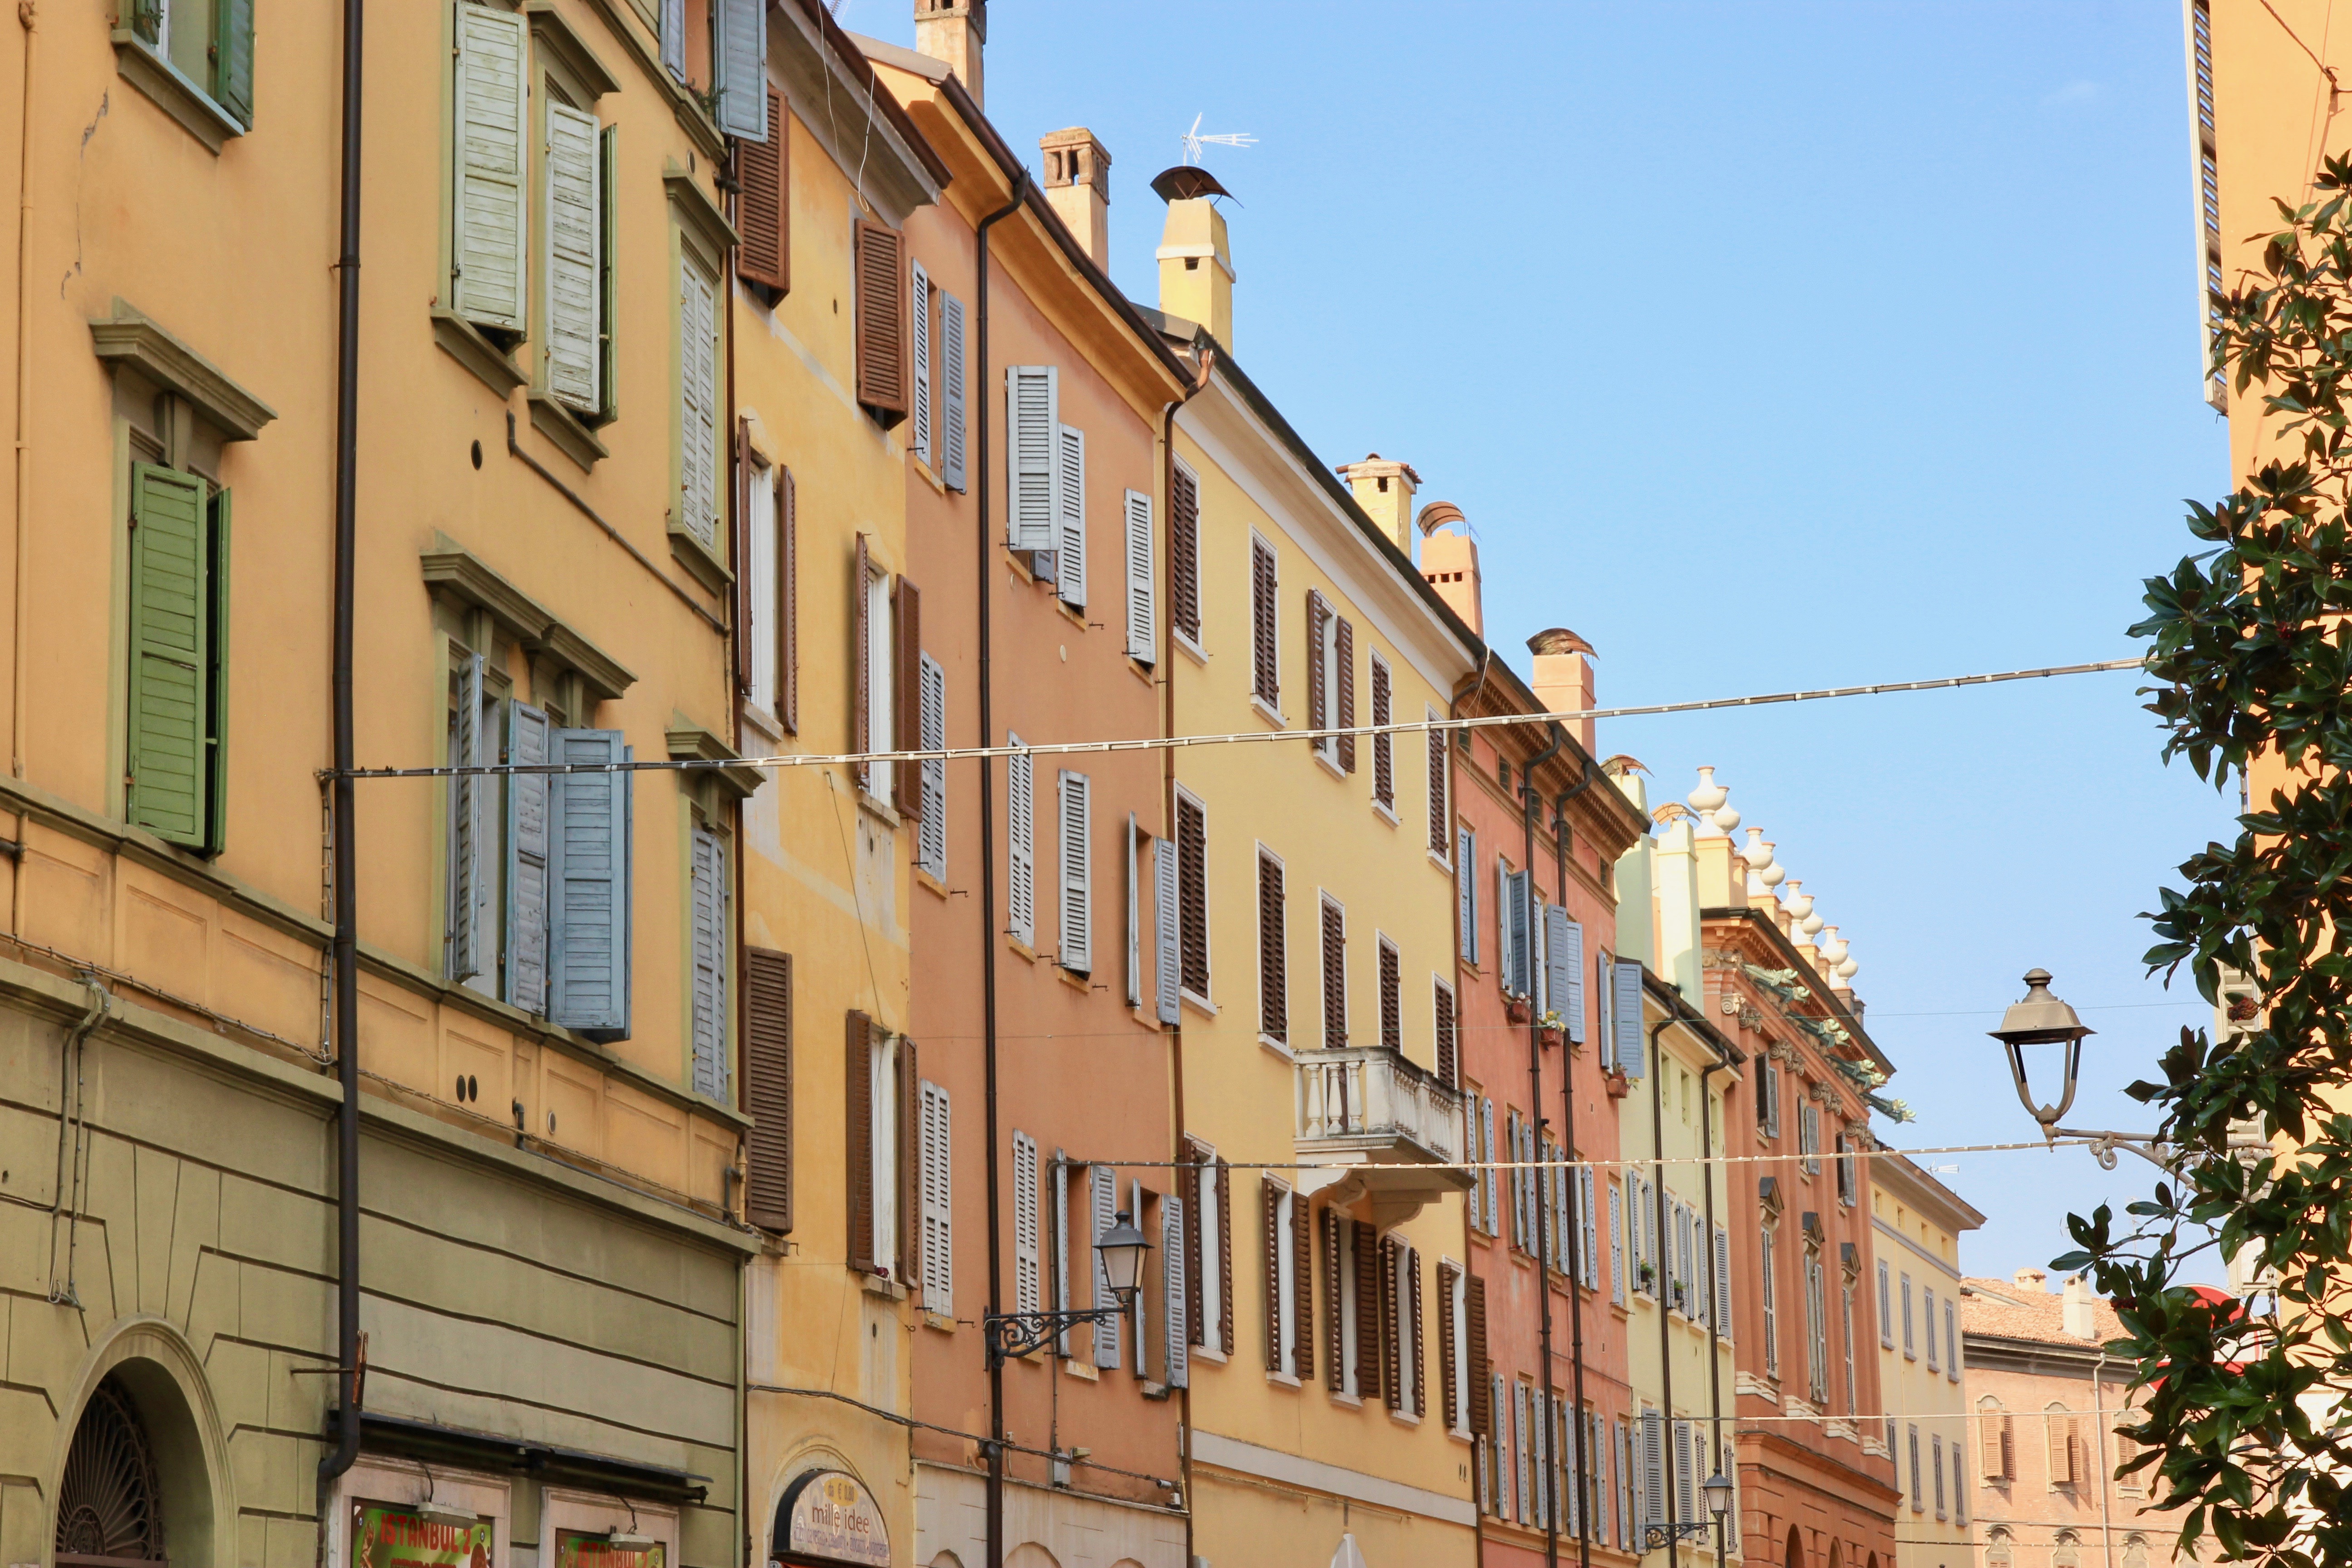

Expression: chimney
xmin=1527 ymin=627 xmax=1597 ymax=756
xmin=2062 ymin=1274 xmax=2099 ymax=1340
xmin=2014 ymin=1267 xmax=2048 ymax=1293
xmin=1039 ymin=128 xmax=1111 ymax=270
xmin=1418 ymin=510 xmax=1481 ymax=637
xmin=913 ymin=0 xmax=985 ymax=108
xmin=1155 ymin=184 xmax=1234 ymax=345
xmin=1336 ymin=454 xmax=1420 ymax=554
xmin=1656 ymin=817 xmax=1701 ymax=1001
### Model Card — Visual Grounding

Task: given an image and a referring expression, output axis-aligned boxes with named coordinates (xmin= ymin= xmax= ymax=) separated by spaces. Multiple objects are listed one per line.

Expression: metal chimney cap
xmin=1151 ymin=165 xmax=1230 ymax=202
xmin=1989 ymin=968 xmax=2094 ymax=1047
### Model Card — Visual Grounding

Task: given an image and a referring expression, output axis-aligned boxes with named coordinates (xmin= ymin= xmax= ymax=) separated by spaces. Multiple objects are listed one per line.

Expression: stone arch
xmin=53 ymin=1316 xmax=234 ymax=1568
xmin=1786 ymin=1524 xmax=1805 ymax=1568
xmin=1005 ymin=1546 xmax=1061 ymax=1568
xmin=2054 ymin=1529 xmax=2082 ymax=1568
xmin=928 ymin=1555 xmax=965 ymax=1568
xmin=1826 ymin=1540 xmax=1842 ymax=1568
xmin=2122 ymin=1534 xmax=2149 ymax=1568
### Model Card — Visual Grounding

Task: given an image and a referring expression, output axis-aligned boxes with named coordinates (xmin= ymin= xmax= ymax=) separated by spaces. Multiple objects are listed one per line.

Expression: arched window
xmin=2044 ymin=1402 xmax=2078 ymax=1489
xmin=1977 ymin=1395 xmax=2011 ymax=1481
xmin=2122 ymin=1535 xmax=2148 ymax=1568
xmin=55 ymin=1377 xmax=166 ymax=1565
xmin=1786 ymin=1523 xmax=1805 ymax=1568
xmin=1985 ymin=1528 xmax=2014 ymax=1568
xmin=2054 ymin=1530 xmax=2082 ymax=1568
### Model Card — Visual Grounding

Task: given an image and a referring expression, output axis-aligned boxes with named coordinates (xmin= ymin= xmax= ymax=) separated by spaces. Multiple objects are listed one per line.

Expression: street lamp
xmin=1642 ymin=1471 xmax=1734 ymax=1548
xmin=983 ymin=1209 xmax=1153 ymax=1367
xmin=1701 ymin=1471 xmax=1734 ymax=1525
xmin=1987 ymin=968 xmax=2169 ymax=1170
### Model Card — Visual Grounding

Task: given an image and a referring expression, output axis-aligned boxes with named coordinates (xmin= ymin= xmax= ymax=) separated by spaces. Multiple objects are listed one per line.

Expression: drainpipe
xmin=11 ymin=0 xmax=34 ymax=797
xmin=1650 ymin=1011 xmax=1681 ymax=1568
xmin=972 ymin=171 xmax=1027 ymax=1568
xmin=1550 ymin=757 xmax=1597 ymax=1568
xmin=1699 ymin=1053 xmax=1726 ymax=1568
xmin=1519 ymin=721 xmax=1563 ymax=1568
xmin=2094 ymin=1346 xmax=2113 ymax=1568
xmin=319 ymin=0 xmax=366 ymax=1492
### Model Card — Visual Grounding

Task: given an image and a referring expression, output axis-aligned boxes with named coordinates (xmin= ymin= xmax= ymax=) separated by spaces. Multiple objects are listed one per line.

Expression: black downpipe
xmin=1650 ymin=1012 xmax=1679 ymax=1568
xmin=1550 ymin=757 xmax=1599 ymax=1568
xmin=972 ymin=174 xmax=1028 ymax=1568
xmin=320 ymin=0 xmax=365 ymax=1492
xmin=1519 ymin=722 xmax=1563 ymax=1568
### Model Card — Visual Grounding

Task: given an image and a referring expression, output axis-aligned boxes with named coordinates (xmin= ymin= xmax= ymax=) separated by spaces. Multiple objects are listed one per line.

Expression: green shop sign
xmin=354 ymin=1507 xmax=491 ymax=1568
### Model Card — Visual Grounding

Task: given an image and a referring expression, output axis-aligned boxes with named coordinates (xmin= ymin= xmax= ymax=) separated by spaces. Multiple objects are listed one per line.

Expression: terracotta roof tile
xmin=1960 ymin=1275 xmax=2122 ymax=1347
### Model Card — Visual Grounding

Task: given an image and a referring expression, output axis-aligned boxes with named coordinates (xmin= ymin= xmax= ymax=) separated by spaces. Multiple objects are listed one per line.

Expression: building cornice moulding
xmin=90 ymin=299 xmax=277 ymax=441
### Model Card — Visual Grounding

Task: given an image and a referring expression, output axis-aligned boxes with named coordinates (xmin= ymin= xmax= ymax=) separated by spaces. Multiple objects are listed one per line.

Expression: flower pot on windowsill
xmin=1604 ymin=1067 xmax=1632 ymax=1099
xmin=1505 ymin=996 xmax=1532 ymax=1025
xmin=1539 ymin=1025 xmax=1564 ymax=1049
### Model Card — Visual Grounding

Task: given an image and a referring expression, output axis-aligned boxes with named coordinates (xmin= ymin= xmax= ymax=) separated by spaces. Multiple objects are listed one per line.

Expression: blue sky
xmin=850 ymin=1 xmax=2238 ymax=1284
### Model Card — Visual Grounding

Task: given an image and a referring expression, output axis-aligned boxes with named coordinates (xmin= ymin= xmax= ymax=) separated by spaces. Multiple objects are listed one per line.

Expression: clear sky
xmin=848 ymin=0 xmax=2240 ymax=1285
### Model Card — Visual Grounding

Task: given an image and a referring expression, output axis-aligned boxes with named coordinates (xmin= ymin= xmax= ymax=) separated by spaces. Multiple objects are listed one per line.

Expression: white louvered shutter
xmin=917 ymin=655 xmax=946 ymax=879
xmin=1642 ymin=1411 xmax=1665 ymax=1532
xmin=1609 ymin=1182 xmax=1625 ymax=1303
xmin=1124 ymin=489 xmax=1156 ymax=661
xmin=1481 ymin=1097 xmax=1497 ymax=1233
xmin=909 ymin=260 xmax=932 ymax=467
xmin=678 ymin=250 xmax=720 ymax=546
xmin=1055 ymin=424 xmax=1087 ymax=608
xmin=1007 ymin=738 xmax=1034 ymax=946
xmin=1092 ymin=1165 xmax=1120 ymax=1367
xmin=1532 ymin=1387 xmax=1549 ymax=1529
xmin=1544 ymin=905 xmax=1573 ymax=1028
xmin=1131 ymin=1178 xmax=1148 ymax=1377
xmin=1614 ymin=959 xmax=1644 ymax=1073
xmin=1154 ymin=837 xmax=1180 ymax=1025
xmin=454 ymin=2 xmax=528 ymax=332
xmin=921 ymin=1082 xmax=952 ymax=1314
xmin=450 ymin=652 xmax=487 ymax=983
xmin=689 ymin=825 xmax=728 ymax=1101
xmin=714 ymin=0 xmax=768 ymax=139
xmin=506 ymin=702 xmax=550 ymax=1013
xmin=1581 ymin=1168 xmax=1599 ymax=1288
xmin=659 ymin=0 xmax=686 ymax=79
xmin=1124 ymin=813 xmax=1142 ymax=1008
xmin=1715 ymin=1225 xmax=1734 ymax=1339
xmin=1514 ymin=1384 xmax=1530 ymax=1523
xmin=1058 ymin=770 xmax=1091 ymax=971
xmin=1166 ymin=1193 xmax=1188 ymax=1387
xmin=1561 ymin=919 xmax=1586 ymax=1042
xmin=1457 ymin=828 xmax=1477 ymax=960
xmin=1006 ymin=367 xmax=1057 ymax=551
xmin=544 ymin=101 xmax=600 ymax=412
xmin=1014 ymin=1132 xmax=1041 ymax=1315
xmin=1053 ymin=1150 xmax=1072 ymax=1355
xmin=939 ymin=292 xmax=968 ymax=490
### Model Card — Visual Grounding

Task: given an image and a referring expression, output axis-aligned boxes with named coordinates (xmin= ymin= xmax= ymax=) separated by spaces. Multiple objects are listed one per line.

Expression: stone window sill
xmin=668 ymin=516 xmax=734 ymax=593
xmin=529 ymin=391 xmax=611 ymax=472
xmin=112 ymin=31 xmax=244 ymax=154
xmin=433 ymin=311 xmax=529 ymax=399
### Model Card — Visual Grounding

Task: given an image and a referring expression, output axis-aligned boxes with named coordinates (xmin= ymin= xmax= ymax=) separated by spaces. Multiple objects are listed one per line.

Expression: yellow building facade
xmin=1872 ymin=1156 xmax=1983 ymax=1568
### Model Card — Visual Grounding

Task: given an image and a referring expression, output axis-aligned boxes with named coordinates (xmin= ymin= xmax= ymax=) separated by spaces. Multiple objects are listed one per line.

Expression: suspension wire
xmin=335 ymin=657 xmax=2147 ymax=780
xmin=1044 ymin=1137 xmax=2195 ymax=1175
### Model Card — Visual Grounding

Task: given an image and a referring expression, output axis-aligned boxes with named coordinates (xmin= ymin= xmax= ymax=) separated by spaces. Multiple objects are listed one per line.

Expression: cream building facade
xmin=1873 ymin=1156 xmax=1984 ymax=1568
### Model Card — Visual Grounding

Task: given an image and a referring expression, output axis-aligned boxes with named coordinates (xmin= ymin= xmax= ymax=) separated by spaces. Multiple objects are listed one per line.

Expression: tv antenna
xmin=1181 ymin=112 xmax=1258 ymax=167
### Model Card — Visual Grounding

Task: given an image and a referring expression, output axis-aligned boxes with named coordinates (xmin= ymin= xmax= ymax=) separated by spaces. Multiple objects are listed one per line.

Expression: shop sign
xmin=774 ymin=1470 xmax=887 ymax=1568
xmin=354 ymin=1505 xmax=491 ymax=1568
xmin=556 ymin=1530 xmax=664 ymax=1568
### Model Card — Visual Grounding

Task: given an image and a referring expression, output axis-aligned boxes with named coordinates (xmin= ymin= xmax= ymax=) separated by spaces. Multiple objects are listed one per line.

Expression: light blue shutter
xmin=1609 ymin=1181 xmax=1625 ymax=1303
xmin=1560 ymin=918 xmax=1586 ymax=1042
xmin=1165 ymin=1193 xmax=1188 ymax=1387
xmin=1581 ymin=1167 xmax=1599 ymax=1289
xmin=1053 ymin=1149 xmax=1072 ymax=1356
xmin=1613 ymin=959 xmax=1644 ymax=1075
xmin=450 ymin=652 xmax=487 ymax=983
xmin=908 ymin=260 xmax=932 ymax=467
xmin=545 ymin=101 xmax=602 ymax=412
xmin=714 ymin=0 xmax=769 ymax=139
xmin=1125 ymin=813 xmax=1142 ymax=1007
xmin=1124 ymin=489 xmax=1156 ymax=661
xmin=679 ymin=250 xmax=720 ymax=546
xmin=1007 ymin=737 xmax=1034 ymax=946
xmin=548 ymin=729 xmax=632 ymax=1040
xmin=939 ymin=292 xmax=968 ymax=490
xmin=1457 ymin=829 xmax=1477 ymax=961
xmin=1480 ymin=1097 xmax=1497 ymax=1233
xmin=1058 ymin=770 xmax=1091 ymax=971
xmin=1092 ymin=1165 xmax=1120 ymax=1367
xmin=1055 ymin=424 xmax=1087 ymax=608
xmin=1596 ymin=947 xmax=1615 ymax=1068
xmin=1495 ymin=859 xmax=1511 ymax=990
xmin=1154 ymin=837 xmax=1180 ymax=1025
xmin=1715 ymin=1225 xmax=1734 ymax=1339
xmin=1532 ymin=1387 xmax=1548 ymax=1529
xmin=1013 ymin=1132 xmax=1040 ymax=1314
xmin=454 ymin=1 xmax=528 ymax=331
xmin=1642 ymin=1410 xmax=1665 ymax=1533
xmin=1131 ymin=1177 xmax=1147 ymax=1377
xmin=689 ymin=825 xmax=728 ymax=1100
xmin=506 ymin=702 xmax=551 ymax=1012
xmin=1006 ymin=366 xmax=1057 ymax=551
xmin=1514 ymin=1383 xmax=1531 ymax=1524
xmin=660 ymin=0 xmax=686 ymax=80
xmin=917 ymin=655 xmax=946 ymax=879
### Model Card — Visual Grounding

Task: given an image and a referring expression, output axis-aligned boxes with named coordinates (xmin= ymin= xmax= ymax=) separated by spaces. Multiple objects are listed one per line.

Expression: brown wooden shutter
xmin=743 ymin=947 xmax=794 ymax=1232
xmin=1981 ymin=1411 xmax=2005 ymax=1480
xmin=1305 ymin=588 xmax=1328 ymax=734
xmin=2000 ymin=1416 xmax=2013 ymax=1481
xmin=1379 ymin=940 xmax=1401 ymax=1053
xmin=734 ymin=418 xmax=755 ymax=694
xmin=893 ymin=575 xmax=921 ymax=818
xmin=1178 ymin=794 xmax=1209 ymax=996
xmin=1335 ymin=617 xmax=1356 ymax=772
xmin=1183 ymin=1138 xmax=1209 ymax=1346
xmin=1353 ymin=1220 xmax=1380 ymax=1401
xmin=897 ymin=1035 xmax=921 ymax=1285
xmin=1408 ymin=1245 xmax=1424 ymax=1417
xmin=1217 ymin=1157 xmax=1235 ymax=1353
xmin=1263 ymin=1178 xmax=1282 ymax=1371
xmin=853 ymin=533 xmax=872 ymax=764
xmin=1292 ymin=1185 xmax=1314 ymax=1382
xmin=780 ymin=466 xmax=799 ymax=733
xmin=1428 ymin=720 xmax=1449 ymax=853
xmin=1251 ymin=539 xmax=1279 ymax=706
xmin=1258 ymin=851 xmax=1286 ymax=1044
xmin=1370 ymin=657 xmax=1392 ymax=806
xmin=1435 ymin=983 xmax=1459 ymax=1088
xmin=854 ymin=220 xmax=907 ymax=427
xmin=1438 ymin=1261 xmax=1459 ymax=1429
xmin=1320 ymin=897 xmax=1345 ymax=1048
xmin=846 ymin=1009 xmax=874 ymax=1272
xmin=1380 ymin=1235 xmax=1403 ymax=1411
xmin=1467 ymin=1272 xmax=1491 ymax=1432
xmin=1171 ymin=461 xmax=1201 ymax=643
xmin=1323 ymin=1207 xmax=1344 ymax=1391
xmin=738 ymin=88 xmax=789 ymax=295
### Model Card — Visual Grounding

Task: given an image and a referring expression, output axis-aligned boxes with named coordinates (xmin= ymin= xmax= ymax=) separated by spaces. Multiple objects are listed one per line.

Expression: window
xmin=1584 ymin=1170 xmax=1603 ymax=1291
xmin=1978 ymin=1396 xmax=2011 ymax=1480
xmin=1515 ymin=1382 xmax=1533 ymax=1523
xmin=1491 ymin=1372 xmax=1512 ymax=1518
xmin=1497 ymin=859 xmax=1530 ymax=997
xmin=1057 ymin=770 xmax=1092 ymax=973
xmin=742 ymin=947 xmax=792 ymax=1232
xmin=1176 ymin=788 xmax=1210 ymax=1000
xmin=1878 ymin=1259 xmax=1893 ymax=1348
xmin=676 ymin=243 xmax=722 ymax=549
xmin=1945 ymin=1298 xmax=1960 ymax=1382
xmin=1835 ymin=1133 xmax=1856 ymax=1204
xmin=1456 ymin=827 xmax=1478 ymax=961
xmin=1427 ymin=709 xmax=1449 ymax=856
xmin=688 ymin=823 xmax=731 ymax=1101
xmin=1124 ymin=489 xmax=1156 ymax=662
xmin=125 ymin=0 xmax=255 ymax=130
xmin=1377 ymin=938 xmax=1402 ymax=1052
xmin=1933 ymin=1432 xmax=1946 ymax=1518
xmin=2054 ymin=1534 xmax=2082 ymax=1568
xmin=1712 ymin=1223 xmax=1731 ymax=1333
xmin=1163 ymin=1186 xmax=1189 ymax=1388
xmin=1639 ymin=1409 xmax=1665 ymax=1535
xmin=1007 ymin=365 xmax=1058 ymax=559
xmin=1170 ymin=458 xmax=1201 ymax=648
xmin=1474 ymin=1092 xmax=1498 ymax=1235
xmin=1909 ymin=1424 xmax=1924 ymax=1512
xmin=1250 ymin=537 xmax=1280 ymax=710
xmin=1987 ymin=1529 xmax=2014 ymax=1568
xmin=1609 ymin=1180 xmax=1626 ymax=1304
xmin=916 ymin=655 xmax=946 ymax=880
xmin=1901 ymin=1272 xmax=1915 ymax=1358
xmin=938 ymin=291 xmax=968 ymax=489
xmin=1441 ymin=1259 xmax=1468 ymax=1433
xmin=1264 ymin=1178 xmax=1308 ymax=1378
xmin=853 ymin=220 xmax=908 ymax=427
xmin=908 ymin=260 xmax=933 ymax=468
xmin=1384 ymin=1240 xmax=1418 ymax=1414
xmin=1301 ymin=592 xmax=1357 ymax=772
xmin=127 ymin=462 xmax=231 ymax=855
xmin=847 ymin=1012 xmax=915 ymax=1283
xmin=737 ymin=86 xmax=790 ymax=298
xmin=1054 ymin=423 xmax=1087 ymax=609
xmin=1759 ymin=1222 xmax=1779 ymax=1377
xmin=1007 ymin=735 xmax=1034 ymax=947
xmin=1258 ymin=849 xmax=1288 ymax=1044
xmin=2046 ymin=1402 xmax=2079 ymax=1488
xmin=1013 ymin=1131 xmax=1041 ymax=1315
xmin=1183 ymin=1139 xmax=1232 ymax=1357
xmin=1804 ymin=1249 xmax=1828 ymax=1403
xmin=1597 ymin=945 xmax=1615 ymax=1068
xmin=1088 ymin=1164 xmax=1121 ymax=1367
xmin=1798 ymin=1099 xmax=1820 ymax=1176
xmin=918 ymin=1079 xmax=952 ymax=1314
xmin=1841 ymin=1277 xmax=1856 ymax=1410
xmin=1369 ymin=653 xmax=1394 ymax=810
xmin=543 ymin=97 xmax=608 ymax=420
xmin=1953 ymin=1438 xmax=1968 ymax=1524
xmin=1925 ymin=1288 xmax=1939 ymax=1369
xmin=1318 ymin=894 xmax=1347 ymax=1048
xmin=745 ymin=466 xmax=797 ymax=732
xmin=1433 ymin=979 xmax=1459 ymax=1087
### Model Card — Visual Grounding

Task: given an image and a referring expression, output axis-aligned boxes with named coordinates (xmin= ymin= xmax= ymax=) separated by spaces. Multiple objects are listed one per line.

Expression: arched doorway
xmin=55 ymin=1377 xmax=166 ymax=1566
xmin=54 ymin=1324 xmax=230 ymax=1568
xmin=1786 ymin=1524 xmax=1805 ymax=1568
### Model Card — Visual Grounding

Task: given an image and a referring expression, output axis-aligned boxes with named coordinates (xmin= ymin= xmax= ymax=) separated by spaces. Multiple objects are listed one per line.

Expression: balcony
xmin=1294 ymin=1047 xmax=1473 ymax=1227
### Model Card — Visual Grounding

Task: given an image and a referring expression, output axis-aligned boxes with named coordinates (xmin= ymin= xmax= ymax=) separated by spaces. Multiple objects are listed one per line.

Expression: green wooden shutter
xmin=128 ymin=463 xmax=210 ymax=848
xmin=203 ymin=485 xmax=231 ymax=855
xmin=548 ymin=728 xmax=632 ymax=1039
xmin=213 ymin=0 xmax=255 ymax=127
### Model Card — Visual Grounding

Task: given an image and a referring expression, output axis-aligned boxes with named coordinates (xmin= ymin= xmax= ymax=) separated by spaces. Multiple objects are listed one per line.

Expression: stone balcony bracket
xmin=1294 ymin=1046 xmax=1474 ymax=1230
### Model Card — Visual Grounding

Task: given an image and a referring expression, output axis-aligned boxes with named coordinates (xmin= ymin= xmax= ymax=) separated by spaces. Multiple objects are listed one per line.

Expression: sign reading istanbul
xmin=353 ymin=1506 xmax=491 ymax=1568
xmin=774 ymin=1470 xmax=888 ymax=1568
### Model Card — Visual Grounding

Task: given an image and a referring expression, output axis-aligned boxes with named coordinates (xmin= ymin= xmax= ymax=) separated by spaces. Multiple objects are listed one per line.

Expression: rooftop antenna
xmin=1181 ymin=112 xmax=1257 ymax=167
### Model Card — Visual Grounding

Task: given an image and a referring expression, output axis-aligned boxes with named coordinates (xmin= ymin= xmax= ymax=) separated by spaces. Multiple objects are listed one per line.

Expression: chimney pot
xmin=2062 ymin=1274 xmax=2099 ymax=1340
xmin=1335 ymin=455 xmax=1421 ymax=555
xmin=1156 ymin=187 xmax=1234 ymax=346
xmin=1039 ymin=127 xmax=1112 ymax=270
xmin=913 ymin=0 xmax=986 ymax=108
xmin=1527 ymin=627 xmax=1596 ymax=756
xmin=1410 ymin=499 xmax=1480 ymax=638
xmin=2014 ymin=1267 xmax=2048 ymax=1293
